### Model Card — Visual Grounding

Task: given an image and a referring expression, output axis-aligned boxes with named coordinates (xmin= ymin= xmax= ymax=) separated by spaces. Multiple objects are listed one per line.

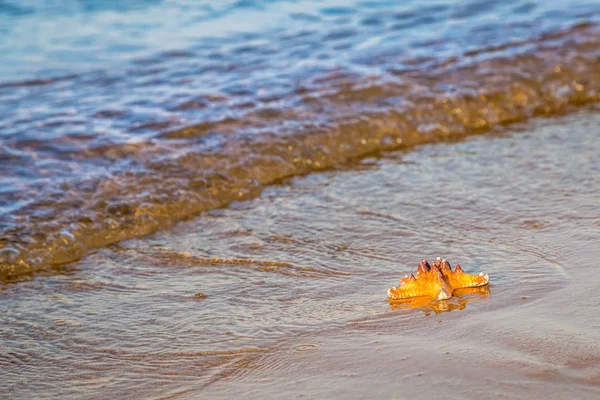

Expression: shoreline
xmin=2 ymin=111 xmax=600 ymax=398
xmin=3 ymin=22 xmax=600 ymax=280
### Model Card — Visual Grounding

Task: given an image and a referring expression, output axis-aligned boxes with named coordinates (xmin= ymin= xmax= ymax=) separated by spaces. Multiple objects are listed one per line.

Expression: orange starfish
xmin=387 ymin=258 xmax=489 ymax=301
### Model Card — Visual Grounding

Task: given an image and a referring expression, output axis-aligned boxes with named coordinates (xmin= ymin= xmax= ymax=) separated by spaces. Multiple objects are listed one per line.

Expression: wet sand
xmin=2 ymin=111 xmax=600 ymax=399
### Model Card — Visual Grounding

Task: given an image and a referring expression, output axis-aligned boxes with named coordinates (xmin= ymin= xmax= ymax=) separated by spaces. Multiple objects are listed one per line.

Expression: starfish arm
xmin=446 ymin=264 xmax=489 ymax=289
xmin=388 ymin=281 xmax=437 ymax=300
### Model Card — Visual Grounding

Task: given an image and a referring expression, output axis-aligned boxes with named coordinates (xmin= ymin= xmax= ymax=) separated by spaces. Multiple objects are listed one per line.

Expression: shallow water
xmin=2 ymin=112 xmax=599 ymax=399
xmin=3 ymin=0 xmax=600 ymax=276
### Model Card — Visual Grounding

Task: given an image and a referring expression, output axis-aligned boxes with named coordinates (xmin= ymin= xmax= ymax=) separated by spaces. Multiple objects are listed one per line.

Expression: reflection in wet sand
xmin=389 ymin=285 xmax=491 ymax=315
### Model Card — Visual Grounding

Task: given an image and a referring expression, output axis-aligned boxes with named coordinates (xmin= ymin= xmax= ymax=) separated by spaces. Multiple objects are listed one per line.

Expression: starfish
xmin=387 ymin=258 xmax=489 ymax=301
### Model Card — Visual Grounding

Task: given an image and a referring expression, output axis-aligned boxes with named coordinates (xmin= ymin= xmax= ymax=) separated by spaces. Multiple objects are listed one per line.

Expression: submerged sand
xmin=1 ymin=111 xmax=600 ymax=399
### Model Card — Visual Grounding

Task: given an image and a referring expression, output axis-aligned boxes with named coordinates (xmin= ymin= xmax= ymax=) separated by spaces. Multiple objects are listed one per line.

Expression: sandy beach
xmin=2 ymin=111 xmax=600 ymax=399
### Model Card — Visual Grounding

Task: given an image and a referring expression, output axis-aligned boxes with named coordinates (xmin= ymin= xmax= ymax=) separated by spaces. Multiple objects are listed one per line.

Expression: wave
xmin=2 ymin=22 xmax=600 ymax=279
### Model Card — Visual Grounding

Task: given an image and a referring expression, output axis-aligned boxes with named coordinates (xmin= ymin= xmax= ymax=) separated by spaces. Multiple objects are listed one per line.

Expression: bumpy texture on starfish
xmin=387 ymin=258 xmax=489 ymax=301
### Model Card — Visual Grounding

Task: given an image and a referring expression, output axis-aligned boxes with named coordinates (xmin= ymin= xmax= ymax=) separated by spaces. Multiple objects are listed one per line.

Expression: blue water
xmin=1 ymin=0 xmax=599 ymax=80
